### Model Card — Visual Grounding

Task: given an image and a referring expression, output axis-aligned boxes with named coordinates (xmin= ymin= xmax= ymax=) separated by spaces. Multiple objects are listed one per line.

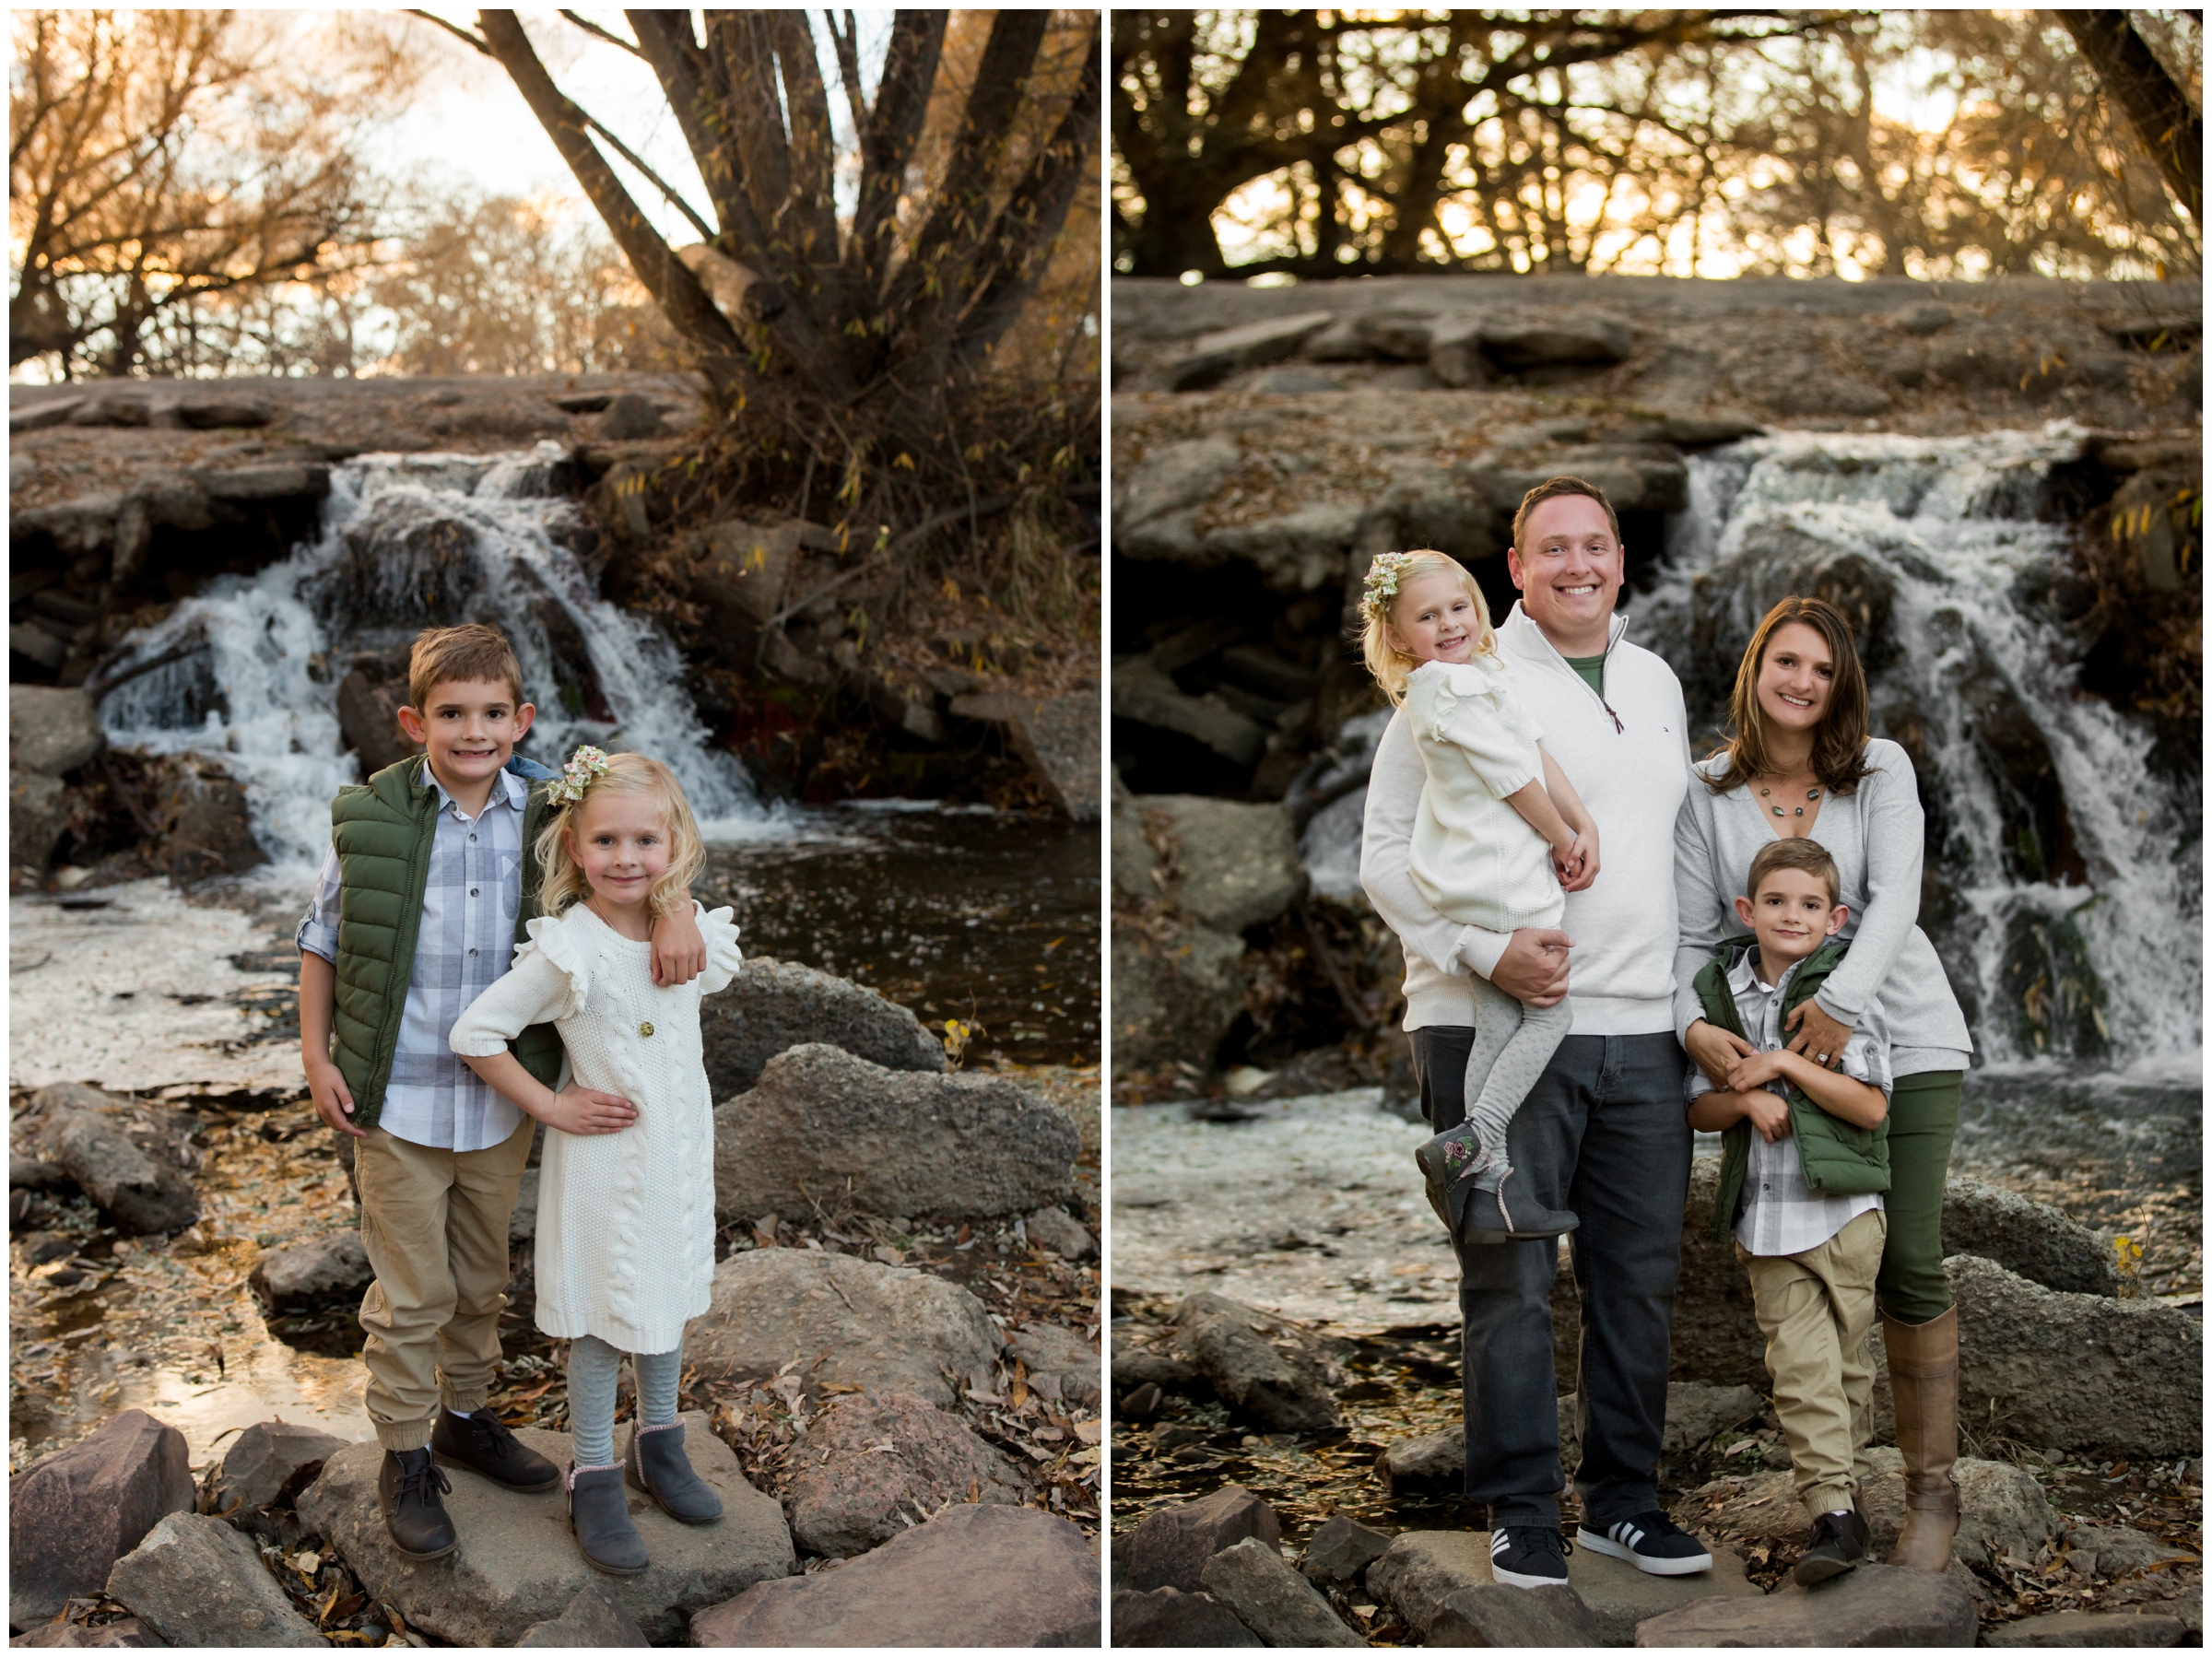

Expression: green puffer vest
xmin=1698 ymin=934 xmax=1889 ymax=1240
xmin=328 ymin=756 xmax=564 ymax=1132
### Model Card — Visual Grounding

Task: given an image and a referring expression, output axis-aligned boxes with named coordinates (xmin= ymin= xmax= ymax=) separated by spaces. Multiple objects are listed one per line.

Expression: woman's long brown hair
xmin=1704 ymin=595 xmax=1877 ymax=796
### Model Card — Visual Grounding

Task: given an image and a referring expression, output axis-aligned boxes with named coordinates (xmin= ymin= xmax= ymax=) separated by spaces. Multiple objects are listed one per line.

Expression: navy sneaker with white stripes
xmin=1577 ymin=1510 xmax=1713 ymax=1576
xmin=1488 ymin=1524 xmax=1571 ymax=1589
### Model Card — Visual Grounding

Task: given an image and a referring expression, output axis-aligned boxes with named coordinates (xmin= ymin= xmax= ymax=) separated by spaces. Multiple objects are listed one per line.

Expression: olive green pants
xmin=1877 ymin=1071 xmax=1962 ymax=1325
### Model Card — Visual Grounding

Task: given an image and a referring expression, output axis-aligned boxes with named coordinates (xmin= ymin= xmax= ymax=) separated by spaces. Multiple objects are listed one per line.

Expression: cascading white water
xmin=1637 ymin=428 xmax=2199 ymax=1074
xmin=99 ymin=441 xmax=771 ymax=872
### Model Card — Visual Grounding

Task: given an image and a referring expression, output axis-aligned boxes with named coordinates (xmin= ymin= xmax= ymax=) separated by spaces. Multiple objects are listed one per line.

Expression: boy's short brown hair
xmin=1747 ymin=837 xmax=1841 ymax=907
xmin=407 ymin=624 xmax=526 ymax=711
xmin=1512 ymin=475 xmax=1621 ymax=550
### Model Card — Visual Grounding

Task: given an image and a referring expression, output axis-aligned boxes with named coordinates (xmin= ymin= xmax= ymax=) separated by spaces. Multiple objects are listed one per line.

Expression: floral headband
xmin=547 ymin=745 xmax=612 ymax=805
xmin=1360 ymin=550 xmax=1416 ymax=622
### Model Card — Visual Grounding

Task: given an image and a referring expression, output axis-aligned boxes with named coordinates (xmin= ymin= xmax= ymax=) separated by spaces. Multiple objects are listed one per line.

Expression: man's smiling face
xmin=1507 ymin=492 xmax=1625 ymax=652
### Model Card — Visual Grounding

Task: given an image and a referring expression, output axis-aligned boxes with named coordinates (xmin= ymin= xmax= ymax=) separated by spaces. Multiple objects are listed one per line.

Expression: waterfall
xmin=1637 ymin=429 xmax=2199 ymax=1075
xmin=98 ymin=442 xmax=769 ymax=871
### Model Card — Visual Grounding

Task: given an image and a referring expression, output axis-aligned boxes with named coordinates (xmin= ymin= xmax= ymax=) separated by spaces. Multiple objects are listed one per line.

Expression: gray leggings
xmin=566 ymin=1334 xmax=683 ymax=1468
xmin=1463 ymin=972 xmax=1573 ymax=1177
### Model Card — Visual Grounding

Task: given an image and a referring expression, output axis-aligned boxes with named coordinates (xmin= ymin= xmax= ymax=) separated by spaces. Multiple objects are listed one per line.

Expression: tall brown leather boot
xmin=1883 ymin=1307 xmax=1960 ymax=1571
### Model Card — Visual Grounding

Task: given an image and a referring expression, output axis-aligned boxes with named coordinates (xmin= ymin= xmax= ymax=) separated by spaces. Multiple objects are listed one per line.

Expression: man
xmin=1360 ymin=477 xmax=1706 ymax=1587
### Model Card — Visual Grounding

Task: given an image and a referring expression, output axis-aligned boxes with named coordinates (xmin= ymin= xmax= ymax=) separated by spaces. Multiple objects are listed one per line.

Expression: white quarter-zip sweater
xmin=1362 ymin=603 xmax=1692 ymax=1034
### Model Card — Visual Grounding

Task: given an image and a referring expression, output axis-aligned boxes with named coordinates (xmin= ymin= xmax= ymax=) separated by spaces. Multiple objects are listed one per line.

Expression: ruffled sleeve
xmin=1416 ymin=657 xmax=1540 ymax=801
xmin=514 ymin=913 xmax=594 ymax=1020
xmin=697 ymin=903 xmax=744 ymax=997
xmin=448 ymin=913 xmax=588 ymax=1056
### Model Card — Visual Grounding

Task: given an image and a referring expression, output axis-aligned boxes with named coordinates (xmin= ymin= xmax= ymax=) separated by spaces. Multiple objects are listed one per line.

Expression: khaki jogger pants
xmin=1739 ymin=1207 xmax=1887 ymax=1522
xmin=355 ymin=1116 xmax=535 ymax=1451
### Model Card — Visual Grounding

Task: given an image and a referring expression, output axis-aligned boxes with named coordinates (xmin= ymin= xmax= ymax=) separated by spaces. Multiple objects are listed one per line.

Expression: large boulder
xmin=296 ymin=1412 xmax=792 ymax=1646
xmin=1942 ymin=1176 xmax=2116 ymax=1296
xmin=158 ymin=764 xmax=266 ymax=885
xmin=9 ymin=1411 xmax=195 ymax=1627
xmin=1112 ymin=1486 xmax=1282 ymax=1595
xmin=1137 ymin=796 xmax=1304 ymax=934
xmin=29 ymin=1086 xmax=198 ymax=1237
xmin=1171 ymin=1294 xmax=1342 ymax=1433
xmin=947 ymin=687 xmax=1100 ymax=824
xmin=689 ymin=1502 xmax=1099 ymax=1646
xmin=700 ymin=958 xmax=943 ymax=1099
xmin=246 ymin=1229 xmax=371 ymax=1312
xmin=684 ymin=1249 xmax=1001 ymax=1409
xmin=1166 ymin=311 xmax=1336 ymax=390
xmin=1116 ymin=438 xmax=1241 ymax=532
xmin=1950 ymin=1254 xmax=2200 ymax=1455
xmin=1111 ymin=1586 xmax=1260 ymax=1646
xmin=1631 ymin=1563 xmax=1976 ymax=1646
xmin=780 ymin=1391 xmax=1030 ymax=1558
xmin=1199 ymin=1536 xmax=1363 ymax=1646
xmin=9 ymin=687 xmax=103 ymax=778
xmin=1111 ymin=660 xmax=1269 ymax=767
xmin=1299 ymin=1513 xmax=1394 ymax=1592
xmin=710 ymin=1044 xmax=1077 ymax=1224
xmin=210 ymin=1421 xmax=348 ymax=1514
xmin=102 ymin=1511 xmax=323 ymax=1647
xmin=1109 ymin=922 xmax=1247 ymax=1073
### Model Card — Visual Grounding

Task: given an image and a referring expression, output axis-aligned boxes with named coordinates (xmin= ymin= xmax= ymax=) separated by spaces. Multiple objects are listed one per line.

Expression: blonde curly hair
xmin=1357 ymin=549 xmax=1498 ymax=705
xmin=533 ymin=751 xmax=704 ymax=920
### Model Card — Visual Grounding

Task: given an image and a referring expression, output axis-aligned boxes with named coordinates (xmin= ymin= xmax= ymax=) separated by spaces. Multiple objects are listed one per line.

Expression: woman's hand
xmin=1556 ymin=828 xmax=1599 ymax=893
xmin=1784 ymin=1001 xmax=1853 ymax=1070
xmin=537 ymin=1084 xmax=638 ymax=1136
xmin=1685 ymin=1018 xmax=1757 ymax=1088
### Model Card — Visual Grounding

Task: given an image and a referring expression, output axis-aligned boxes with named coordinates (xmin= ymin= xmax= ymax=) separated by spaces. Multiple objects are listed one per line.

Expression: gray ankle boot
xmin=566 ymin=1461 xmax=649 ymax=1575
xmin=625 ymin=1421 xmax=723 ymax=1524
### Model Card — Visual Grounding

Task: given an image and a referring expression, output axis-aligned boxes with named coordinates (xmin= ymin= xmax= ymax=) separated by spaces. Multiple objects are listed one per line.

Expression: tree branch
xmin=558 ymin=9 xmax=643 ymax=59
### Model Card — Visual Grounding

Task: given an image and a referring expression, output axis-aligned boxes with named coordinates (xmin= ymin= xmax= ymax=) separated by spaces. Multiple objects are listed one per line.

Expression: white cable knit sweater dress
xmin=448 ymin=900 xmax=742 ymax=1355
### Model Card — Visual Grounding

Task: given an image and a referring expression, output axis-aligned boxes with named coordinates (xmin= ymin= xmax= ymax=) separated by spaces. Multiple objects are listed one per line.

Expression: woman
xmin=1674 ymin=595 xmax=1972 ymax=1573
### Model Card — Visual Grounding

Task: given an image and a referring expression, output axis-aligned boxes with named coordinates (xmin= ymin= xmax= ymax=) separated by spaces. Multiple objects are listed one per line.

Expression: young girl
xmin=447 ymin=746 xmax=742 ymax=1576
xmin=1360 ymin=550 xmax=1599 ymax=1240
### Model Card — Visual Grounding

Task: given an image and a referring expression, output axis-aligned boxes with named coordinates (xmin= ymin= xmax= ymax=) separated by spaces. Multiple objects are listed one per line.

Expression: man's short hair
xmin=407 ymin=624 xmax=526 ymax=711
xmin=1747 ymin=837 xmax=1841 ymax=908
xmin=1512 ymin=476 xmax=1621 ymax=550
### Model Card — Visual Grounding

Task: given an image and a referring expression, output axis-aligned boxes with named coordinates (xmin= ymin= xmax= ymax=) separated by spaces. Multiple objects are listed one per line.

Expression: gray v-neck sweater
xmin=1672 ymin=738 xmax=1972 ymax=1076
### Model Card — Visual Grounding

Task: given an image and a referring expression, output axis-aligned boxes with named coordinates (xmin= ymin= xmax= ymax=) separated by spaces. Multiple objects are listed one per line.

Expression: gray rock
xmin=1426 ymin=311 xmax=1493 ymax=387
xmin=247 ymin=1228 xmax=371 ymax=1312
xmin=509 ymin=1167 xmax=538 ymax=1246
xmin=1246 ymin=367 xmax=1347 ymax=394
xmin=1893 ymin=302 xmax=1955 ymax=336
xmin=1139 ymin=795 xmax=1303 ymax=934
xmin=1117 ymin=438 xmax=1241 ymax=529
xmin=594 ymin=394 xmax=664 ymax=441
xmin=1112 ymin=771 xmax=1161 ymax=900
xmin=1951 ymin=1254 xmax=2201 ymax=1456
xmin=10 ymin=687 xmax=103 ymax=777
xmin=1172 ymin=1294 xmax=1342 ymax=1433
xmin=947 ymin=688 xmax=1101 ymax=823
xmin=782 ymin=1391 xmax=1028 ymax=1557
xmin=1632 ymin=1562 xmax=1976 ymax=1646
xmin=8 ymin=1617 xmax=161 ymax=1646
xmin=297 ymin=1411 xmax=792 ymax=1646
xmin=1111 ymin=1586 xmax=1260 ymax=1646
xmin=159 ymin=765 xmax=267 ymax=885
xmin=1109 ymin=920 xmax=1248 ymax=1073
xmin=1983 ymin=1609 xmax=2190 ymax=1647
xmin=712 ymin=1044 xmax=1076 ymax=1224
xmin=1481 ymin=311 xmax=1634 ymax=368
xmin=1170 ymin=313 xmax=1336 ymax=389
xmin=333 ymin=672 xmax=412 ymax=774
xmin=211 ymin=1421 xmax=347 ymax=1513
xmin=1023 ymin=1205 xmax=1095 ymax=1262
xmin=196 ymin=464 xmax=328 ymax=501
xmin=701 ymin=957 xmax=943 ymax=1100
xmin=513 ymin=1583 xmax=649 ymax=1646
xmin=1006 ymin=1323 xmax=1100 ymax=1410
xmin=1370 ymin=465 xmax=1493 ymax=564
xmin=1302 ymin=317 xmax=1372 ymax=360
xmin=689 ymin=1502 xmax=1098 ymax=1646
xmin=1298 ymin=1513 xmax=1394 ymax=1590
xmin=1112 ymin=1486 xmax=1283 ymax=1594
xmin=103 ymin=1512 xmax=321 ymax=1647
xmin=685 ymin=1248 xmax=1000 ymax=1410
xmin=1112 ymin=1343 xmax=1201 ymax=1399
xmin=10 ymin=1412 xmax=195 ymax=1628
xmin=1358 ymin=311 xmax=1441 ymax=361
xmin=2064 ymin=1522 xmax=2189 ymax=1580
xmin=10 ymin=397 xmax=87 ymax=432
xmin=1200 ymin=1536 xmax=1364 ymax=1646
xmin=1370 ymin=1528 xmax=1759 ymax=1646
xmin=1943 ymin=1177 xmax=2116 ymax=1296
xmin=1201 ymin=501 xmax=1363 ymax=593
xmin=174 ymin=396 xmax=271 ymax=429
xmin=695 ymin=521 xmax=800 ymax=628
xmin=1111 ymin=661 xmax=1268 ymax=767
xmin=11 ymin=770 xmax=69 ymax=873
xmin=29 ymin=1087 xmax=198 ymax=1237
xmin=1430 ymin=1582 xmax=1605 ymax=1647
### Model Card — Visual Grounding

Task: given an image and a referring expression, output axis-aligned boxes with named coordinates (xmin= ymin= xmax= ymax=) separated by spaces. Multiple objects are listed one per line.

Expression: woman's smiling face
xmin=1755 ymin=621 xmax=1835 ymax=738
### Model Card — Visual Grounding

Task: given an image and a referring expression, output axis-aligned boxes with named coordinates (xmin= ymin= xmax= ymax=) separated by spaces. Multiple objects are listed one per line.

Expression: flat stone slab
xmin=1983 ymin=1608 xmax=2192 ymax=1647
xmin=1370 ymin=1528 xmax=1760 ymax=1646
xmin=690 ymin=1502 xmax=1099 ymax=1646
xmin=297 ymin=1412 xmax=792 ymax=1645
xmin=1633 ymin=1564 xmax=1977 ymax=1646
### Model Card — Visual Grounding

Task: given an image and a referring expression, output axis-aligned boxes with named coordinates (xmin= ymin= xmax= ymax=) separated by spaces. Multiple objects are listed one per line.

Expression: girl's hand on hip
xmin=1685 ymin=1018 xmax=1757 ymax=1088
xmin=540 ymin=1085 xmax=638 ymax=1135
xmin=1783 ymin=1001 xmax=1853 ymax=1070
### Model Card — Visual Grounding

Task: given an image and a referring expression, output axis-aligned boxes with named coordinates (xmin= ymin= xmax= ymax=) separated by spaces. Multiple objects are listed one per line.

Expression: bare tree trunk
xmin=2056 ymin=10 xmax=2202 ymax=224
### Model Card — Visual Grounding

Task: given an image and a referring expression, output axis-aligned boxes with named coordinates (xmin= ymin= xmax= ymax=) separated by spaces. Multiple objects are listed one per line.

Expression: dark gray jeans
xmin=1413 ymin=1026 xmax=1691 ymax=1530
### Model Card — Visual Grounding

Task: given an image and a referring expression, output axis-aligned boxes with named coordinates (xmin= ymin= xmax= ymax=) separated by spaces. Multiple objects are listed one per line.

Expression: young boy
xmin=1685 ymin=837 xmax=1893 ymax=1586
xmin=297 ymin=624 xmax=704 ymax=1559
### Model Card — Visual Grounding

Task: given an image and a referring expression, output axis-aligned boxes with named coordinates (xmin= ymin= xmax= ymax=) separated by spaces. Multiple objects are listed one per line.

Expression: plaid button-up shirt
xmin=1688 ymin=946 xmax=1892 ymax=1258
xmin=297 ymin=767 xmax=533 ymax=1153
